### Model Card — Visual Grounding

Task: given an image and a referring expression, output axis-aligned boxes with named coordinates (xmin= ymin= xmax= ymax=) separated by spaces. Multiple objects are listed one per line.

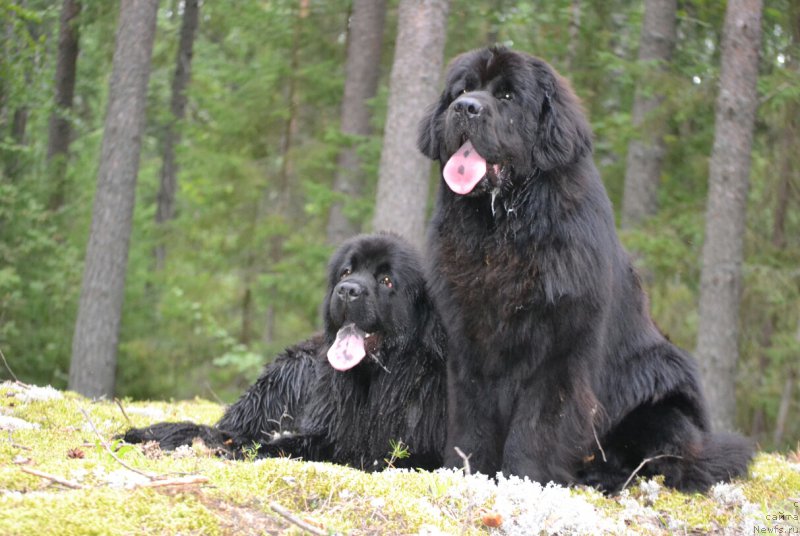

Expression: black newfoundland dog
xmin=124 ymin=233 xmax=447 ymax=471
xmin=417 ymin=46 xmax=752 ymax=492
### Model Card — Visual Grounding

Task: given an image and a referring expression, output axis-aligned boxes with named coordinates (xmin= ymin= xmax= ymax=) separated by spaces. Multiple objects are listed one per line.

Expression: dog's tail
xmin=675 ymin=432 xmax=753 ymax=492
xmin=121 ymin=421 xmax=232 ymax=453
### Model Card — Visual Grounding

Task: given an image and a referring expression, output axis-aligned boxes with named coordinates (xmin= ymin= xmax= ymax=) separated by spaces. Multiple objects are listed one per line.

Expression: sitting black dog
xmin=124 ymin=233 xmax=447 ymax=471
xmin=417 ymin=46 xmax=752 ymax=492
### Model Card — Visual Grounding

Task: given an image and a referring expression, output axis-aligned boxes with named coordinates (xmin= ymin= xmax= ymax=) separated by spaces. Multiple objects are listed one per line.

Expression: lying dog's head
xmin=323 ymin=233 xmax=432 ymax=371
xmin=418 ymin=46 xmax=592 ymax=196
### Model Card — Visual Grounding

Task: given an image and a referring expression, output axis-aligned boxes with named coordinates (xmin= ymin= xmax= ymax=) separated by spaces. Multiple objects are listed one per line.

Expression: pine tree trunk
xmin=154 ymin=0 xmax=199 ymax=270
xmin=326 ymin=0 xmax=386 ymax=245
xmin=770 ymin=13 xmax=798 ymax=251
xmin=46 ymin=0 xmax=81 ymax=210
xmin=696 ymin=0 xmax=762 ymax=432
xmin=620 ymin=0 xmax=676 ymax=228
xmin=749 ymin=318 xmax=773 ymax=439
xmin=372 ymin=0 xmax=449 ymax=249
xmin=772 ymin=364 xmax=796 ymax=446
xmin=69 ymin=0 xmax=159 ymax=399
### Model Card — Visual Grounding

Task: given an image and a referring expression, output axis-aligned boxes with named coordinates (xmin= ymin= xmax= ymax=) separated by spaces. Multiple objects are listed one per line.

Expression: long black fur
xmin=124 ymin=233 xmax=447 ymax=471
xmin=417 ymin=46 xmax=752 ymax=492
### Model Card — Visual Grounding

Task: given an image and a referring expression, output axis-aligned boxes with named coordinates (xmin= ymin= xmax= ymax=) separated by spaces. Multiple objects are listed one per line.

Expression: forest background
xmin=1 ymin=0 xmax=798 ymax=451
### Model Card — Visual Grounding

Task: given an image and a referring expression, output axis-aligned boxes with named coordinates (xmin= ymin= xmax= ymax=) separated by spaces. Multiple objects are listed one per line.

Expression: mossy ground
xmin=1 ymin=381 xmax=798 ymax=535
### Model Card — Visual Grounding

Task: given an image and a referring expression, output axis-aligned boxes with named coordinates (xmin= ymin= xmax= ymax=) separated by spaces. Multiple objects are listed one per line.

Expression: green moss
xmin=2 ymin=382 xmax=798 ymax=535
xmin=649 ymin=489 xmax=724 ymax=531
xmin=198 ymin=460 xmax=478 ymax=534
xmin=0 ymin=383 xmax=479 ymax=534
xmin=0 ymin=488 xmax=221 ymax=535
xmin=745 ymin=452 xmax=800 ymax=524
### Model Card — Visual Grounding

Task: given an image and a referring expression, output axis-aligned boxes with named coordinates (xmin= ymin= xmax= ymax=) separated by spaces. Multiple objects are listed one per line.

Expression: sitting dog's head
xmin=323 ymin=233 xmax=431 ymax=371
xmin=418 ymin=46 xmax=593 ymax=196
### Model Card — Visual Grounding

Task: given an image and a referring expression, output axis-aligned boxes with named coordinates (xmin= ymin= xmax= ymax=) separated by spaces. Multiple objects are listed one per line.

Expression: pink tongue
xmin=327 ymin=324 xmax=366 ymax=371
xmin=443 ymin=140 xmax=487 ymax=195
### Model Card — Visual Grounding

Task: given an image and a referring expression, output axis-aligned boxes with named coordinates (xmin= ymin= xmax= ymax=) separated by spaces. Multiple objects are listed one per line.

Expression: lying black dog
xmin=418 ymin=46 xmax=752 ymax=492
xmin=124 ymin=233 xmax=447 ymax=471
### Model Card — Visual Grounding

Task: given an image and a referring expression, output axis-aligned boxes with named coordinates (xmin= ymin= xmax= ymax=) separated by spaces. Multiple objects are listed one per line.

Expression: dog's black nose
xmin=453 ymin=96 xmax=483 ymax=118
xmin=335 ymin=281 xmax=364 ymax=302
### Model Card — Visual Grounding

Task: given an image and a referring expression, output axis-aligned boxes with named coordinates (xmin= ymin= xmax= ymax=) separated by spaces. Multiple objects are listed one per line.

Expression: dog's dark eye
xmin=340 ymin=268 xmax=352 ymax=280
xmin=380 ymin=276 xmax=393 ymax=289
xmin=499 ymin=92 xmax=513 ymax=101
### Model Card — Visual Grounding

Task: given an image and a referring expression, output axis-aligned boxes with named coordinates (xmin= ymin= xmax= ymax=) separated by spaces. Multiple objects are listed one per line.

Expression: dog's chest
xmin=438 ymin=228 xmax=540 ymax=324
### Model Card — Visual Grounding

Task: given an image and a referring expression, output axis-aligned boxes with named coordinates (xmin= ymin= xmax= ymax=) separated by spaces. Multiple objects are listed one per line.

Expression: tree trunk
xmin=46 ymin=0 xmax=81 ymax=211
xmin=372 ymin=0 xmax=450 ymax=249
xmin=69 ymin=0 xmax=159 ymax=399
xmin=749 ymin=318 xmax=773 ymax=439
xmin=154 ymin=0 xmax=199 ymax=271
xmin=695 ymin=0 xmax=762 ymax=432
xmin=620 ymin=0 xmax=676 ymax=228
xmin=772 ymin=369 xmax=795 ymax=446
xmin=325 ymin=0 xmax=387 ymax=245
xmin=770 ymin=12 xmax=799 ymax=251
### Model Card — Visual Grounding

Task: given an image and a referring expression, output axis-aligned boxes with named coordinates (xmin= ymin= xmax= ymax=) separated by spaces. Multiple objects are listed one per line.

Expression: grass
xmin=1 ymin=380 xmax=798 ymax=535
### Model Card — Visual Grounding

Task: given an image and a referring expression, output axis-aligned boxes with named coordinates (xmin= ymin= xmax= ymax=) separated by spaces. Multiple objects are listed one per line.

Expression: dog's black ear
xmin=417 ymin=97 xmax=446 ymax=160
xmin=531 ymin=61 xmax=593 ymax=171
xmin=321 ymin=242 xmax=349 ymax=341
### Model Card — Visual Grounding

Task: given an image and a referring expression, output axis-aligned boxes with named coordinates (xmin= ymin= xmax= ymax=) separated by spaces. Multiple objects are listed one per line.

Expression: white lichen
xmin=711 ymin=482 xmax=747 ymax=507
xmin=0 ymin=415 xmax=40 ymax=431
xmin=638 ymin=478 xmax=662 ymax=503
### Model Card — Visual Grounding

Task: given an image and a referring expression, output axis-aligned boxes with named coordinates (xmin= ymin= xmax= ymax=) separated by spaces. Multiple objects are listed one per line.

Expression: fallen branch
xmin=141 ymin=475 xmax=209 ymax=488
xmin=21 ymin=466 xmax=84 ymax=489
xmin=269 ymin=501 xmax=328 ymax=536
xmin=621 ymin=454 xmax=683 ymax=491
xmin=79 ymin=407 xmax=156 ymax=480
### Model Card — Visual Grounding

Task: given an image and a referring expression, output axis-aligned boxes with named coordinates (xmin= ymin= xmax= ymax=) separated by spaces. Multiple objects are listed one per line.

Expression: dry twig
xmin=114 ymin=398 xmax=132 ymax=426
xmin=590 ymin=406 xmax=607 ymax=463
xmin=269 ymin=501 xmax=328 ymax=536
xmin=621 ymin=454 xmax=683 ymax=491
xmin=454 ymin=446 xmax=472 ymax=476
xmin=21 ymin=466 xmax=84 ymax=489
xmin=0 ymin=347 xmax=21 ymax=384
xmin=79 ymin=407 xmax=156 ymax=480
xmin=141 ymin=475 xmax=209 ymax=488
xmin=204 ymin=381 xmax=225 ymax=405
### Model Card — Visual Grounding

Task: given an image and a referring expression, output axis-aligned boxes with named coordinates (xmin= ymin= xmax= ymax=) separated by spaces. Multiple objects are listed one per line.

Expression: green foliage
xmin=0 ymin=181 xmax=82 ymax=385
xmin=620 ymin=209 xmax=704 ymax=350
xmin=384 ymin=438 xmax=411 ymax=469
xmin=96 ymin=438 xmax=135 ymax=460
xmin=240 ymin=442 xmax=261 ymax=463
